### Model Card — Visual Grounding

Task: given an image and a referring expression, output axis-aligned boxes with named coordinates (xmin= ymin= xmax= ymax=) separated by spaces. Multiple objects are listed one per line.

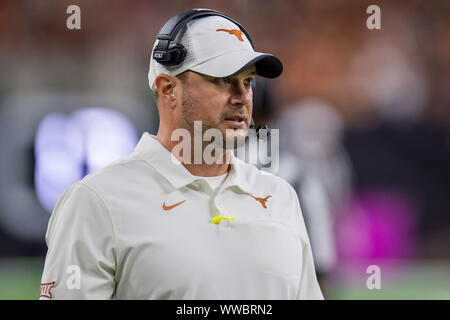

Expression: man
xmin=39 ymin=9 xmax=323 ymax=300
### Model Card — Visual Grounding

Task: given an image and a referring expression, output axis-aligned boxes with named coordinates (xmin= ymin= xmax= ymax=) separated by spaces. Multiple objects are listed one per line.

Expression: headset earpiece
xmin=165 ymin=43 xmax=187 ymax=66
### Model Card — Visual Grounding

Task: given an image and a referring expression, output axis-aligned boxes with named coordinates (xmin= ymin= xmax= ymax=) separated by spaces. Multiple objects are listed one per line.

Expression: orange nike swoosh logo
xmin=162 ymin=200 xmax=186 ymax=211
xmin=246 ymin=193 xmax=272 ymax=209
xmin=216 ymin=28 xmax=244 ymax=42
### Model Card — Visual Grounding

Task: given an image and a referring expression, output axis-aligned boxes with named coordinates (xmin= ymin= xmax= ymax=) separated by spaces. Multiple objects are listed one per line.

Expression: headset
xmin=153 ymin=8 xmax=254 ymax=66
xmin=153 ymin=8 xmax=269 ymax=139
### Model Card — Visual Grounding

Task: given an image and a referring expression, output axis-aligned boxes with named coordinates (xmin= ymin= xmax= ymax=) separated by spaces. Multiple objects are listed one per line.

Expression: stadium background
xmin=0 ymin=0 xmax=449 ymax=299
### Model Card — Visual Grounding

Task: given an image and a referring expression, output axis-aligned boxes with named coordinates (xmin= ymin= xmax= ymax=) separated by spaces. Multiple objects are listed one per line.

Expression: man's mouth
xmin=224 ymin=115 xmax=247 ymax=128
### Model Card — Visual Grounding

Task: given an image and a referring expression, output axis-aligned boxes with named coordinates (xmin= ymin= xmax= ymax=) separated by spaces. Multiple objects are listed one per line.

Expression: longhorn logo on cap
xmin=216 ymin=28 xmax=244 ymax=42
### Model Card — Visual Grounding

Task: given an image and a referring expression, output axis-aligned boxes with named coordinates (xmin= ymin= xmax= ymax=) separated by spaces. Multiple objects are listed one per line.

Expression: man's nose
xmin=230 ymin=81 xmax=251 ymax=106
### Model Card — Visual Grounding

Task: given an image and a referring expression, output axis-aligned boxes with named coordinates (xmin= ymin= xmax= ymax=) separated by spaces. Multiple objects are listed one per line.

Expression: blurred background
xmin=0 ymin=0 xmax=449 ymax=299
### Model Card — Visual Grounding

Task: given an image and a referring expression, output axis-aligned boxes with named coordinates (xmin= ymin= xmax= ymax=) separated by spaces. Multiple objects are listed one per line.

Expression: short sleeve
xmin=39 ymin=183 xmax=117 ymax=299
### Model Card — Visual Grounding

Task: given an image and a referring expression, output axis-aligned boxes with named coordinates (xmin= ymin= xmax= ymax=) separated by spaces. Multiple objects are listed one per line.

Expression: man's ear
xmin=155 ymin=74 xmax=178 ymax=109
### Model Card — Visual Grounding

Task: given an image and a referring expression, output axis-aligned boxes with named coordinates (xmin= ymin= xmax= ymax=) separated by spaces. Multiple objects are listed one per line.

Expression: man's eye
xmin=219 ymin=77 xmax=232 ymax=85
xmin=245 ymin=78 xmax=254 ymax=87
xmin=213 ymin=77 xmax=231 ymax=85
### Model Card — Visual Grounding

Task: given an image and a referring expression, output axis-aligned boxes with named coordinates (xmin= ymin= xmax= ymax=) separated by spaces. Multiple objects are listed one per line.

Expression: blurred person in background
xmin=276 ymin=99 xmax=353 ymax=284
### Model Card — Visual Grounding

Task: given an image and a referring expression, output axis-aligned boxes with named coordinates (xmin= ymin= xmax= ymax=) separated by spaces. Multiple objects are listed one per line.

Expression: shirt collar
xmin=134 ymin=132 xmax=251 ymax=193
xmin=222 ymin=154 xmax=252 ymax=194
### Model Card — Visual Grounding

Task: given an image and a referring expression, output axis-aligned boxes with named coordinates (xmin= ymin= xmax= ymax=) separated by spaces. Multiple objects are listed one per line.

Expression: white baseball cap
xmin=148 ymin=15 xmax=283 ymax=91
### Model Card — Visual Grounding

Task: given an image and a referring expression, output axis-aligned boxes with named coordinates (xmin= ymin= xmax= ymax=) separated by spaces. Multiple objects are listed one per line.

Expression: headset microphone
xmin=249 ymin=118 xmax=269 ymax=140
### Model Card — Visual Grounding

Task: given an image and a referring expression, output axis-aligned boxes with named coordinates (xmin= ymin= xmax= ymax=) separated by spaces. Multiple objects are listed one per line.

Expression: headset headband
xmin=153 ymin=8 xmax=254 ymax=65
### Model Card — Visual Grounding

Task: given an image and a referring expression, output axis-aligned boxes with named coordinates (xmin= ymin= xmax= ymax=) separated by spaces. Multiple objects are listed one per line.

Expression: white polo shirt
xmin=40 ymin=133 xmax=323 ymax=300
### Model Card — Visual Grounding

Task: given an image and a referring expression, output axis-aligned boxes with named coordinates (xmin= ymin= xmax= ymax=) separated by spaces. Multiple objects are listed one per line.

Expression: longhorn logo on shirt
xmin=246 ymin=193 xmax=272 ymax=209
xmin=216 ymin=28 xmax=244 ymax=42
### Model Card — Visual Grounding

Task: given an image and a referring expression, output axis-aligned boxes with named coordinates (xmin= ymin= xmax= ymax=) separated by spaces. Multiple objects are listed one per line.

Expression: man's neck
xmin=184 ymin=162 xmax=230 ymax=177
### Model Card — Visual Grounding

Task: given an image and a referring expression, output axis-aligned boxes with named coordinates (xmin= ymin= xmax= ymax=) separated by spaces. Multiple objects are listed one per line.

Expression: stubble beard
xmin=181 ymin=87 xmax=248 ymax=151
